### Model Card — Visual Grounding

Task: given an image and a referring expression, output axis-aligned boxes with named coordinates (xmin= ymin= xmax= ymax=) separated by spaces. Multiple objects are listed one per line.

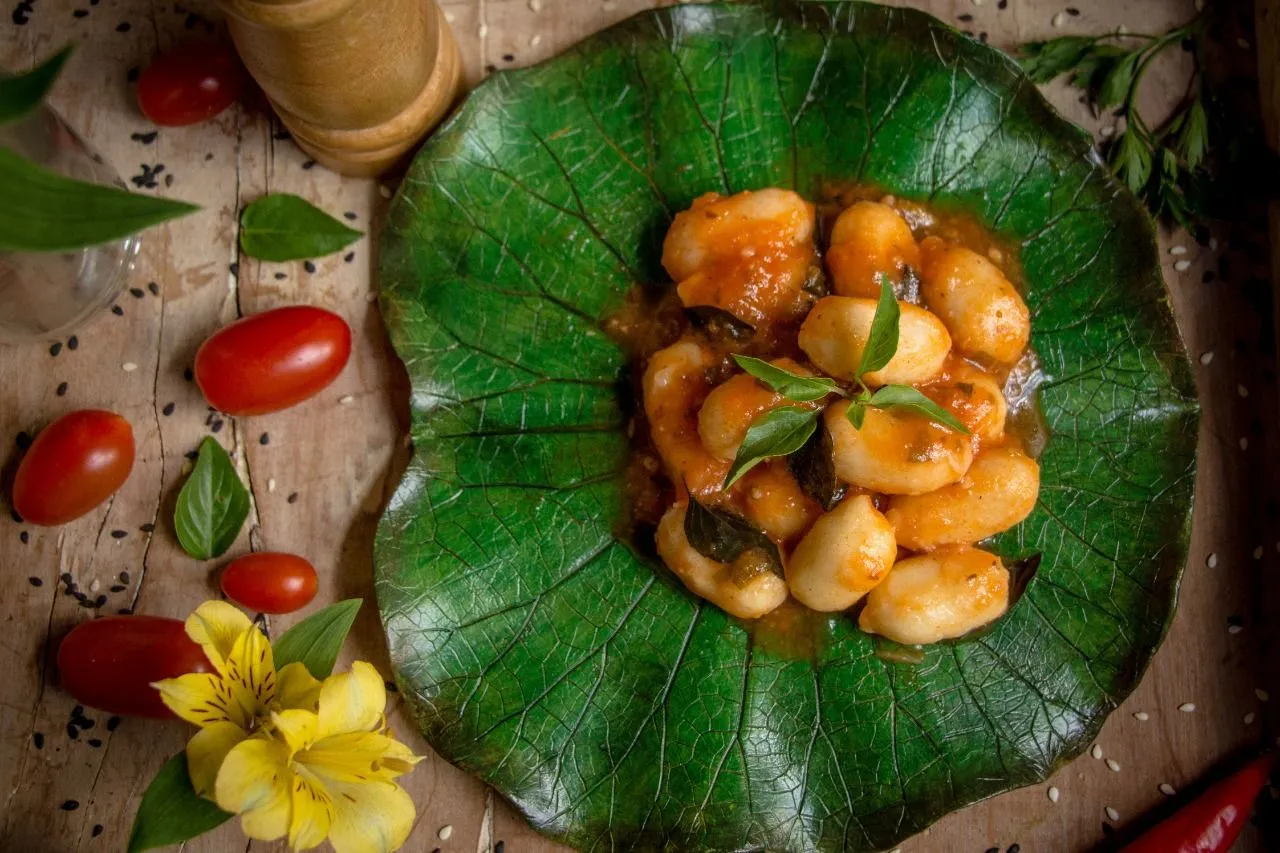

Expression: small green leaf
xmin=1096 ymin=51 xmax=1140 ymax=110
xmin=273 ymin=599 xmax=362 ymax=678
xmin=174 ymin=437 xmax=250 ymax=560
xmin=724 ymin=405 xmax=818 ymax=488
xmin=683 ymin=498 xmax=782 ymax=577
xmin=1177 ymin=97 xmax=1208 ymax=170
xmin=868 ymin=385 xmax=971 ymax=434
xmin=857 ymin=276 xmax=900 ymax=380
xmin=1070 ymin=44 xmax=1126 ymax=94
xmin=127 ymin=753 xmax=232 ymax=853
xmin=1018 ymin=36 xmax=1097 ymax=84
xmin=239 ymin=193 xmax=363 ymax=261
xmin=1111 ymin=129 xmax=1153 ymax=196
xmin=0 ymin=149 xmax=198 ymax=252
xmin=845 ymin=400 xmax=867 ymax=430
xmin=0 ymin=45 xmax=72 ymax=125
xmin=732 ymin=355 xmax=840 ymax=402
xmin=788 ymin=419 xmax=845 ymax=511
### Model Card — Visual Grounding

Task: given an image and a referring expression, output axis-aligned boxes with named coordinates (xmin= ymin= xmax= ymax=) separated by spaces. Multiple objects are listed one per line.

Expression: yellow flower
xmin=214 ymin=661 xmax=422 ymax=853
xmin=153 ymin=601 xmax=322 ymax=797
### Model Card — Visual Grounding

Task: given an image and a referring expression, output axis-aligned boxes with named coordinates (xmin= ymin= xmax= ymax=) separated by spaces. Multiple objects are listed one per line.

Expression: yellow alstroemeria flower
xmin=214 ymin=660 xmax=422 ymax=853
xmin=153 ymin=600 xmax=323 ymax=798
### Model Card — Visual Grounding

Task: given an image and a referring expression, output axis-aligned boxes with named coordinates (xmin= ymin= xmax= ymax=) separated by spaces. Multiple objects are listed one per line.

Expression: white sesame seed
xmin=438 ymin=825 xmax=453 ymax=841
xmin=443 ymin=9 xmax=455 ymax=22
xmin=1237 ymin=38 xmax=1251 ymax=49
xmin=268 ymin=478 xmax=277 ymax=493
xmin=1229 ymin=624 xmax=1244 ymax=635
xmin=379 ymin=184 xmax=392 ymax=199
xmin=1160 ymin=782 xmax=1177 ymax=796
xmin=89 ymin=579 xmax=100 ymax=593
xmin=1117 ymin=24 xmax=1129 ymax=35
xmin=478 ymin=23 xmax=488 ymax=37
xmin=1048 ymin=785 xmax=1060 ymax=803
xmin=1241 ymin=437 xmax=1250 ymax=450
xmin=339 ymin=395 xmax=355 ymax=405
xmin=1210 ymin=237 xmax=1220 ymax=251
xmin=529 ymin=33 xmax=542 ymax=47
xmin=528 ymin=0 xmax=543 ymax=10
xmin=1254 ymin=546 xmax=1264 ymax=560
xmin=1178 ymin=702 xmax=1196 ymax=713
xmin=365 ymin=292 xmax=378 ymax=303
xmin=1133 ymin=711 xmax=1149 ymax=721
xmin=122 ymin=362 xmax=138 ymax=372
xmin=1238 ymin=383 xmax=1250 ymax=397
xmin=1105 ymin=806 xmax=1120 ymax=822
xmin=1091 ymin=744 xmax=1103 ymax=760
xmin=1052 ymin=12 xmax=1065 ymax=27
xmin=1200 ymin=351 xmax=1214 ymax=365
xmin=1257 ymin=689 xmax=1270 ymax=702
xmin=1100 ymin=125 xmax=1116 ymax=138
xmin=1170 ymin=245 xmax=1187 ymax=255
xmin=1174 ymin=259 xmax=1192 ymax=272
xmin=1245 ymin=712 xmax=1257 ymax=725
xmin=1106 ymin=758 xmax=1121 ymax=772
xmin=973 ymin=0 xmax=986 ymax=6
xmin=1206 ymin=553 xmax=1218 ymax=568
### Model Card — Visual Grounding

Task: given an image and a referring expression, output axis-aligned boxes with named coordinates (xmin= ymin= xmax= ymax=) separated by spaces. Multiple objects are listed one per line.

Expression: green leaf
xmin=1177 ymin=96 xmax=1208 ymax=170
xmin=173 ymin=437 xmax=249 ymax=560
xmin=723 ymin=405 xmax=818 ymax=488
xmin=1017 ymin=36 xmax=1097 ymax=84
xmin=846 ymin=399 xmax=867 ymax=430
xmin=239 ymin=193 xmax=363 ymax=261
xmin=1112 ymin=128 xmax=1154 ymax=196
xmin=1096 ymin=50 xmax=1141 ymax=111
xmin=0 ymin=148 xmax=198 ymax=252
xmin=857 ymin=275 xmax=900 ymax=380
xmin=788 ymin=418 xmax=845 ymax=511
xmin=1069 ymin=44 xmax=1127 ymax=94
xmin=732 ymin=354 xmax=840 ymax=402
xmin=682 ymin=498 xmax=782 ymax=577
xmin=0 ymin=45 xmax=72 ymax=125
xmin=373 ymin=3 xmax=1198 ymax=851
xmin=272 ymin=599 xmax=362 ymax=678
xmin=868 ymin=385 xmax=971 ymax=434
xmin=127 ymin=753 xmax=232 ymax=853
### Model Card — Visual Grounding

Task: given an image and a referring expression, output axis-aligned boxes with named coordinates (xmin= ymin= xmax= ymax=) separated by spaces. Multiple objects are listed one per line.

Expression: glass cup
xmin=0 ymin=107 xmax=138 ymax=343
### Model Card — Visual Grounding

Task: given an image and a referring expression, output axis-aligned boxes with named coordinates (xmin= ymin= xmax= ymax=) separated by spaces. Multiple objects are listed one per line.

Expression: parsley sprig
xmin=723 ymin=278 xmax=968 ymax=488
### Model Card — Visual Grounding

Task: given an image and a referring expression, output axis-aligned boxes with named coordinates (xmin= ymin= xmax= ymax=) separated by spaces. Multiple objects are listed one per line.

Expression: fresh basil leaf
xmin=869 ymin=385 xmax=971 ymax=434
xmin=1111 ymin=129 xmax=1153 ymax=196
xmin=272 ymin=599 xmax=362 ymax=678
xmin=856 ymin=275 xmax=900 ymax=380
xmin=239 ymin=193 xmax=363 ymax=261
xmin=1096 ymin=50 xmax=1140 ymax=111
xmin=685 ymin=305 xmax=754 ymax=340
xmin=683 ymin=497 xmax=781 ymax=577
xmin=1017 ymin=36 xmax=1097 ymax=84
xmin=127 ymin=753 xmax=232 ymax=853
xmin=788 ymin=418 xmax=845 ymax=511
xmin=1177 ymin=97 xmax=1208 ymax=170
xmin=724 ymin=405 xmax=819 ymax=488
xmin=174 ymin=437 xmax=250 ymax=560
xmin=872 ymin=636 xmax=925 ymax=666
xmin=845 ymin=400 xmax=867 ymax=430
xmin=733 ymin=355 xmax=840 ymax=403
xmin=0 ymin=148 xmax=198 ymax=252
xmin=0 ymin=45 xmax=72 ymax=125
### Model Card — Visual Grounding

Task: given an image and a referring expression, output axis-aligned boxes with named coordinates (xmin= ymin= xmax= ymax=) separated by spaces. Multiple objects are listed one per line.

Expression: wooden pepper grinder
xmin=217 ymin=0 xmax=463 ymax=177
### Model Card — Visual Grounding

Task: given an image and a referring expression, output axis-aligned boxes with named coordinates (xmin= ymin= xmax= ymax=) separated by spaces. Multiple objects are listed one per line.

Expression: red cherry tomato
xmin=220 ymin=552 xmax=319 ymax=614
xmin=137 ymin=40 xmax=245 ymax=127
xmin=13 ymin=409 xmax=135 ymax=526
xmin=194 ymin=306 xmax=352 ymax=415
xmin=57 ymin=616 xmax=212 ymax=719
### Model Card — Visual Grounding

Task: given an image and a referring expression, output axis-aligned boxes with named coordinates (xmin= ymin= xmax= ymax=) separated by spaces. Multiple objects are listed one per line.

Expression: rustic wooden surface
xmin=1 ymin=1 xmax=1275 ymax=851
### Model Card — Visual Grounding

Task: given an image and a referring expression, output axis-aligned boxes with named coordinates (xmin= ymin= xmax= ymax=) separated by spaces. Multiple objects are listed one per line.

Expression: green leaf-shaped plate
xmin=374 ymin=2 xmax=1198 ymax=850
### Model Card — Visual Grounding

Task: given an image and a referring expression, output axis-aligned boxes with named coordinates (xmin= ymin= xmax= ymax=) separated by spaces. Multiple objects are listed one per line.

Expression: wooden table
xmin=1 ymin=0 xmax=1275 ymax=850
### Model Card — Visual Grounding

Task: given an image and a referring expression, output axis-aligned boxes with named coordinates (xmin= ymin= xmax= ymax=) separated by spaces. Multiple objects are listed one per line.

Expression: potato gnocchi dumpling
xmin=627 ymin=187 xmax=1042 ymax=650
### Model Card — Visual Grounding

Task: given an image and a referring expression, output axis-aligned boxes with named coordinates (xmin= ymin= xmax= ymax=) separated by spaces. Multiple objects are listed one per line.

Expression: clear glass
xmin=0 ymin=107 xmax=138 ymax=343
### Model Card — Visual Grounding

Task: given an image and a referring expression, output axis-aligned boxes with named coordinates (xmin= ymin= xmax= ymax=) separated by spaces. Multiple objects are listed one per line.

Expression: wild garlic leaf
xmin=733 ymin=355 xmax=840 ymax=402
xmin=239 ymin=193 xmax=363 ymax=261
xmin=173 ymin=437 xmax=250 ymax=560
xmin=724 ymin=405 xmax=819 ymax=488
xmin=0 ymin=45 xmax=72 ymax=125
xmin=272 ymin=599 xmax=362 ymax=678
xmin=857 ymin=276 xmax=900 ymax=381
xmin=868 ymin=385 xmax=971 ymax=434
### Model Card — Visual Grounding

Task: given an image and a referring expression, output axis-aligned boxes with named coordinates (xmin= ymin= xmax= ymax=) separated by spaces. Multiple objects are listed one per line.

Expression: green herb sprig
xmin=1018 ymin=17 xmax=1210 ymax=230
xmin=722 ymin=277 xmax=967 ymax=488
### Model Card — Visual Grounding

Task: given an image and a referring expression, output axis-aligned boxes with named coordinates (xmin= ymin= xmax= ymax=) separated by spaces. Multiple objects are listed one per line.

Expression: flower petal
xmin=276 ymin=662 xmax=322 ymax=711
xmin=272 ymin=709 xmax=319 ymax=755
xmin=224 ymin=621 xmax=277 ymax=722
xmin=326 ymin=778 xmax=416 ymax=853
xmin=153 ymin=672 xmax=247 ymax=729
xmin=186 ymin=721 xmax=248 ymax=799
xmin=215 ymin=736 xmax=293 ymax=841
xmin=302 ymin=732 xmax=422 ymax=783
xmin=288 ymin=767 xmax=336 ymax=850
xmin=185 ymin=601 xmax=253 ymax=673
xmin=318 ymin=661 xmax=386 ymax=738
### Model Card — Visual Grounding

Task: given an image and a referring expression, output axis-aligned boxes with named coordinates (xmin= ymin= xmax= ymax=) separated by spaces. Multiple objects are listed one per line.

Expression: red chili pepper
xmin=1121 ymin=752 xmax=1274 ymax=853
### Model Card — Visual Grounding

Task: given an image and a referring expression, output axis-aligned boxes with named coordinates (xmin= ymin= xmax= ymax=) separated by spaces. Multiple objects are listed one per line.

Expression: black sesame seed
xmin=183 ymin=367 xmax=194 ymax=382
xmin=210 ymin=419 xmax=224 ymax=434
xmin=301 ymin=159 xmax=317 ymax=170
xmin=344 ymin=252 xmax=355 ymax=263
xmin=287 ymin=492 xmax=299 ymax=504
xmin=164 ymin=173 xmax=173 ymax=188
xmin=384 ymin=680 xmax=398 ymax=693
xmin=28 ymin=576 xmax=41 ymax=586
xmin=129 ymin=287 xmax=144 ymax=299
xmin=131 ymin=131 xmax=158 ymax=145
xmin=1065 ymin=7 xmax=1080 ymax=15
xmin=126 ymin=66 xmax=140 ymax=82
xmin=229 ymin=262 xmax=239 ymax=277
xmin=136 ymin=525 xmax=152 ymax=535
xmin=63 ymin=587 xmax=77 ymax=598
xmin=19 ymin=531 xmax=29 ymax=544
xmin=985 ymin=848 xmax=999 ymax=853
xmin=87 ymin=737 xmax=102 ymax=748
xmin=13 ymin=1 xmax=33 ymax=25
xmin=80 ymin=597 xmax=97 ymax=609
xmin=343 ymin=211 xmax=358 ymax=221
xmin=111 ymin=529 xmax=127 ymax=539
xmin=50 ymin=342 xmax=62 ymax=357
xmin=117 ymin=607 xmax=133 ymax=615
xmin=106 ymin=716 xmax=120 ymax=731
xmin=115 ymin=20 xmax=130 ymax=31
xmin=60 ymin=572 xmax=72 ymax=585
xmin=304 ymin=261 xmax=316 ymax=274
xmin=56 ymin=382 xmax=68 ymax=396
xmin=273 ymin=272 xmax=287 ymax=280
xmin=33 ymin=732 xmax=44 ymax=749
xmin=979 ymin=32 xmax=988 ymax=42
xmin=119 ymin=570 xmax=130 ymax=582
xmin=148 ymin=281 xmax=160 ymax=296
xmin=11 ymin=509 xmax=23 ymax=523
xmin=111 ymin=305 xmax=124 ymax=316
xmin=162 ymin=402 xmax=175 ymax=416
xmin=1008 ymin=845 xmax=1021 ymax=853
xmin=185 ymin=450 xmax=199 ymax=461
xmin=502 ymin=54 xmax=515 ymax=62
xmin=73 ymin=9 xmax=88 ymax=17
xmin=110 ymin=584 xmax=126 ymax=593
xmin=958 ymin=13 xmax=973 ymax=21
xmin=66 ymin=724 xmax=78 ymax=740
xmin=495 ymin=842 xmax=504 ymax=853
xmin=205 ymin=152 xmax=213 ymax=161
xmin=998 ymin=0 xmax=1008 ymax=8
xmin=16 ymin=430 xmax=31 ymax=450
xmin=92 ymin=824 xmax=103 ymax=837
xmin=259 ymin=432 xmax=270 ymax=445
xmin=60 ymin=800 xmax=79 ymax=811
xmin=66 ymin=335 xmax=78 ymax=351
xmin=95 ymin=594 xmax=107 ymax=608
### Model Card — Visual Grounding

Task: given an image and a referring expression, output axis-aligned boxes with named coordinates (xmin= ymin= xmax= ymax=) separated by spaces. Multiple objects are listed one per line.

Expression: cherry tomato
xmin=13 ymin=410 xmax=135 ymax=526
xmin=194 ymin=306 xmax=352 ymax=415
xmin=137 ymin=41 xmax=245 ymax=127
xmin=57 ymin=616 xmax=212 ymax=719
xmin=220 ymin=552 xmax=319 ymax=614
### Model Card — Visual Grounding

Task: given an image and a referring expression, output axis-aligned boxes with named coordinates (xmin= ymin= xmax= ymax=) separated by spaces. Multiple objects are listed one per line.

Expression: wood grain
xmin=0 ymin=1 xmax=1274 ymax=851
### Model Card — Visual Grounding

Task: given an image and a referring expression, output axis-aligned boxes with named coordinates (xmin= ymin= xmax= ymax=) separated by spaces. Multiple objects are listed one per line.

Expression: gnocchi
xmin=642 ymin=338 xmax=729 ymax=497
xmin=824 ymin=399 xmax=973 ymax=495
xmin=922 ymin=359 xmax=1008 ymax=444
xmin=737 ymin=459 xmax=823 ymax=546
xmin=858 ymin=546 xmax=1011 ymax=644
xmin=919 ymin=237 xmax=1030 ymax=365
xmin=825 ymin=201 xmax=921 ymax=298
xmin=785 ymin=494 xmax=896 ymax=611
xmin=798 ymin=295 xmax=951 ymax=386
